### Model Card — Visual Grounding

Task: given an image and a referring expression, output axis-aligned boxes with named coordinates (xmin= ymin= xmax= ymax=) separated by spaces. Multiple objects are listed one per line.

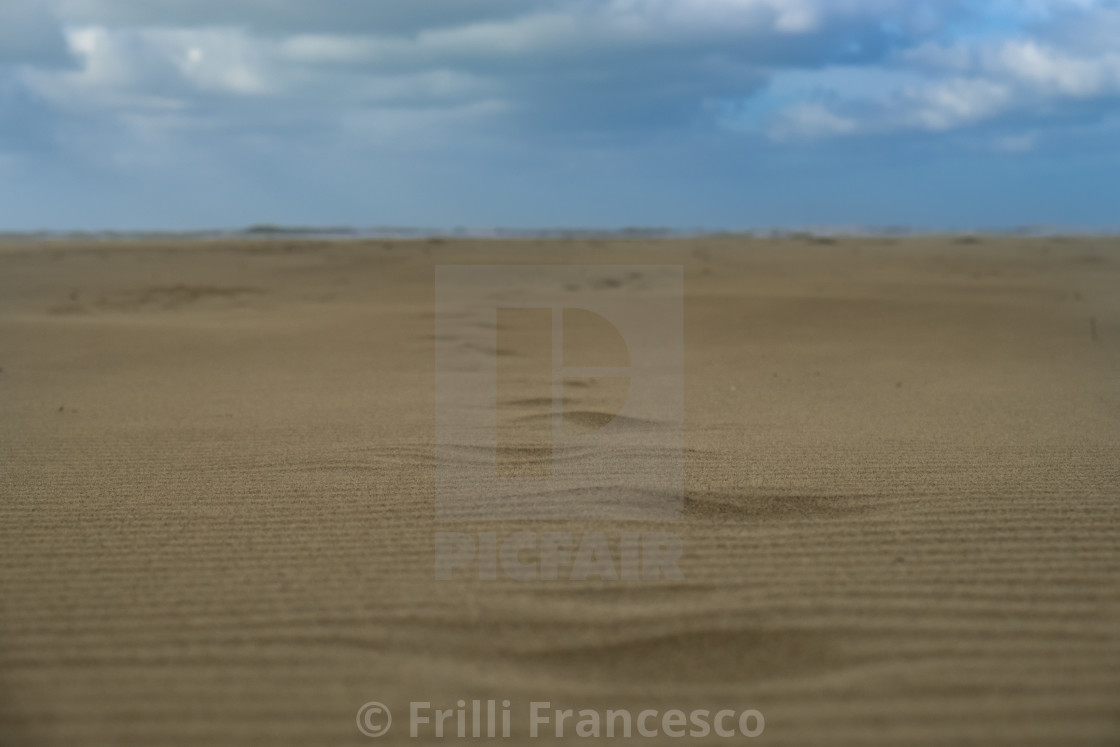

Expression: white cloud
xmin=905 ymin=77 xmax=1017 ymax=131
xmin=22 ymin=25 xmax=274 ymax=115
xmin=48 ymin=0 xmax=531 ymax=35
xmin=4 ymin=0 xmax=1120 ymax=166
xmin=771 ymin=102 xmax=858 ymax=139
xmin=986 ymin=39 xmax=1120 ymax=96
xmin=275 ymin=0 xmax=896 ymax=71
xmin=8 ymin=0 xmax=942 ymax=162
xmin=764 ymin=5 xmax=1120 ymax=142
xmin=994 ymin=131 xmax=1039 ymax=151
xmin=27 ymin=25 xmax=504 ymax=110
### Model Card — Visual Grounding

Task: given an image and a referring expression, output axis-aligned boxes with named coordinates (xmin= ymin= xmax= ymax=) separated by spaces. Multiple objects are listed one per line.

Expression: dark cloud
xmin=0 ymin=79 xmax=62 ymax=154
xmin=52 ymin=0 xmax=534 ymax=35
xmin=0 ymin=0 xmax=75 ymax=68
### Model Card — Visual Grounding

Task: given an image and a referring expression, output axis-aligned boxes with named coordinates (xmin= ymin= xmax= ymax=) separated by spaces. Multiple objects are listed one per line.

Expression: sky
xmin=1 ymin=0 xmax=1119 ymax=232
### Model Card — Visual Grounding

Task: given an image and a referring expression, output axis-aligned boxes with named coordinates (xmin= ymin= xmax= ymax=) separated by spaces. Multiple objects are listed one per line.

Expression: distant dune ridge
xmin=0 ymin=235 xmax=1118 ymax=745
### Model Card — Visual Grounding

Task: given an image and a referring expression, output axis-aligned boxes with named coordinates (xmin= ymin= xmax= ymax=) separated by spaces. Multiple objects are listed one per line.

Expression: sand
xmin=1 ymin=235 xmax=1117 ymax=745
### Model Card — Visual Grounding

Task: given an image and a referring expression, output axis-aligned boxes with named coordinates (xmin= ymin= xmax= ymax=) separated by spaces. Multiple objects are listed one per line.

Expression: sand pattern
xmin=1 ymin=236 xmax=1117 ymax=745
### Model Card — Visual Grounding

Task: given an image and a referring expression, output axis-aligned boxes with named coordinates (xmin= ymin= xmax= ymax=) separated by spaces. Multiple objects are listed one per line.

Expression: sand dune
xmin=1 ymin=236 xmax=1117 ymax=745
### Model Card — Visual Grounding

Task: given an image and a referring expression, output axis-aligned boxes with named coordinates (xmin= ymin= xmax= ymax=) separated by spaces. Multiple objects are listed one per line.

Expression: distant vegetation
xmin=0 ymin=225 xmax=1115 ymax=241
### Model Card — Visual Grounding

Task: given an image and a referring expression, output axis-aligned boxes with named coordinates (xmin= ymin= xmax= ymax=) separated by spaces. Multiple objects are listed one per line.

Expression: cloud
xmin=772 ymin=102 xmax=859 ymax=138
xmin=760 ymin=2 xmax=1120 ymax=142
xmin=2 ymin=0 xmax=1119 ymax=230
xmin=49 ymin=0 xmax=532 ymax=36
xmin=994 ymin=131 xmax=1039 ymax=151
xmin=0 ymin=78 xmax=63 ymax=156
xmin=6 ymin=0 xmax=1117 ymax=155
xmin=0 ymin=0 xmax=75 ymax=68
xmin=5 ymin=0 xmax=948 ymax=155
xmin=276 ymin=1 xmax=918 ymax=70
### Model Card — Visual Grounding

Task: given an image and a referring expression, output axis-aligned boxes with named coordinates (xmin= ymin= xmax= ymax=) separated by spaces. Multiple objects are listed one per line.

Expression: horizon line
xmin=3 ymin=224 xmax=1119 ymax=241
